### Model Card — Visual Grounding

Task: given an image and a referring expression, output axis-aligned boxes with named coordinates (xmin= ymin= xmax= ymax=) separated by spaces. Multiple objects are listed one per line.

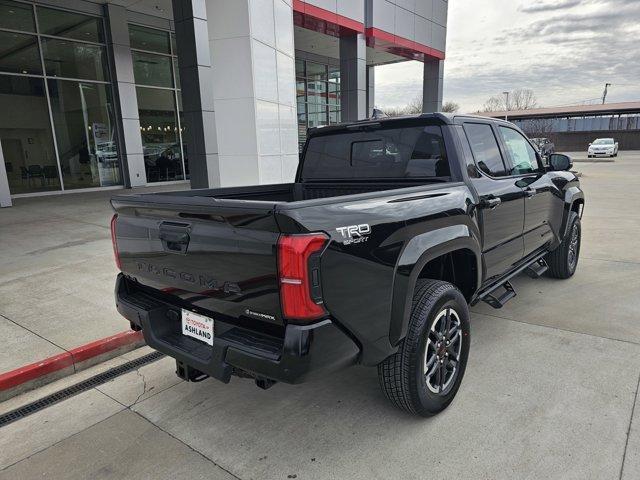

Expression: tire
xmin=547 ymin=211 xmax=581 ymax=279
xmin=378 ymin=280 xmax=470 ymax=417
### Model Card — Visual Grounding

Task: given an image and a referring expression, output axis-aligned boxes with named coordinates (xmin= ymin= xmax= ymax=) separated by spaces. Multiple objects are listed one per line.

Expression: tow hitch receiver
xmin=175 ymin=360 xmax=208 ymax=382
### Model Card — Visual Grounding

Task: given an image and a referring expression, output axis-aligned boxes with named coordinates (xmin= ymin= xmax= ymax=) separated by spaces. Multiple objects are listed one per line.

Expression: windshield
xmin=302 ymin=125 xmax=451 ymax=181
xmin=593 ymin=138 xmax=614 ymax=145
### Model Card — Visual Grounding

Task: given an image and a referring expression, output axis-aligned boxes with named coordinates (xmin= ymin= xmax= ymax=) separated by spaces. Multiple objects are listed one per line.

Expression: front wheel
xmin=378 ymin=280 xmax=470 ymax=417
xmin=547 ymin=211 xmax=581 ymax=279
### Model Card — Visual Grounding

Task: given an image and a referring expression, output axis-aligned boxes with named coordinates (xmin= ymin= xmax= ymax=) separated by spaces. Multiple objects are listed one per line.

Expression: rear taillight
xmin=110 ymin=214 xmax=121 ymax=270
xmin=278 ymin=233 xmax=328 ymax=322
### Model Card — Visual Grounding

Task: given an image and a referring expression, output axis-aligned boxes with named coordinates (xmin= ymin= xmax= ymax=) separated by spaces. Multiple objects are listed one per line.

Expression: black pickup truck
xmin=111 ymin=113 xmax=584 ymax=416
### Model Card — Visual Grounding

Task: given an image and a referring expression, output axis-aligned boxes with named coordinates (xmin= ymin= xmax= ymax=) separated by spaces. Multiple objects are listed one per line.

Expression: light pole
xmin=503 ymin=91 xmax=510 ymax=121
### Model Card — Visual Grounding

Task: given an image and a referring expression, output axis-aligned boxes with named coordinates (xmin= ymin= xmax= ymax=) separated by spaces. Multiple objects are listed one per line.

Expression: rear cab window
xmin=301 ymin=124 xmax=451 ymax=181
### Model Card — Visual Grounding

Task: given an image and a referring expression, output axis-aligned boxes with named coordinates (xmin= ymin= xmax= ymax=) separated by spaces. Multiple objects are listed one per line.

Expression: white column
xmin=207 ymin=0 xmax=299 ymax=186
xmin=173 ymin=0 xmax=219 ymax=188
xmin=104 ymin=4 xmax=146 ymax=186
xmin=340 ymin=33 xmax=367 ymax=122
xmin=366 ymin=65 xmax=375 ymax=118
xmin=0 ymin=142 xmax=12 ymax=207
xmin=423 ymin=58 xmax=444 ymax=113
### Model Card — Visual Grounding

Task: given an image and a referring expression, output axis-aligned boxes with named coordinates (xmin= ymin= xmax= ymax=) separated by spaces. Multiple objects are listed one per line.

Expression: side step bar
xmin=525 ymin=258 xmax=549 ymax=279
xmin=482 ymin=281 xmax=516 ymax=309
xmin=475 ymin=250 xmax=549 ymax=309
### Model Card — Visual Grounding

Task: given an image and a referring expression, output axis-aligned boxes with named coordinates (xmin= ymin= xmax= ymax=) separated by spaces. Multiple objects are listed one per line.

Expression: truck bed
xmin=122 ymin=181 xmax=437 ymax=206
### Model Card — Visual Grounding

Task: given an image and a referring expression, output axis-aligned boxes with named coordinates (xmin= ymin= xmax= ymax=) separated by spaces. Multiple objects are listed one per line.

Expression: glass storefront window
xmin=37 ymin=6 xmax=104 ymax=43
xmin=42 ymin=38 xmax=107 ymax=81
xmin=177 ymin=91 xmax=188 ymax=178
xmin=47 ymin=79 xmax=121 ymax=189
xmin=173 ymin=58 xmax=181 ymax=90
xmin=129 ymin=24 xmax=184 ymax=183
xmin=296 ymin=59 xmax=340 ymax=150
xmin=0 ymin=31 xmax=41 ymax=75
xmin=129 ymin=24 xmax=170 ymax=54
xmin=0 ymin=3 xmax=121 ymax=196
xmin=0 ymin=75 xmax=59 ymax=194
xmin=136 ymin=87 xmax=184 ymax=182
xmin=306 ymin=62 xmax=326 ymax=80
xmin=0 ymin=0 xmax=35 ymax=32
xmin=132 ymin=51 xmax=173 ymax=88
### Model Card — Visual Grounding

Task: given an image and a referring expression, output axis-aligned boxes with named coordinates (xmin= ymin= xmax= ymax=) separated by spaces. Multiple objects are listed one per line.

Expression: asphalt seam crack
xmin=0 ymin=313 xmax=70 ymax=355
xmin=129 ymin=410 xmax=244 ymax=480
xmin=0 ymin=405 xmax=124 ymax=473
xmin=619 ymin=371 xmax=640 ymax=480
xmin=132 ymin=369 xmax=148 ymax=406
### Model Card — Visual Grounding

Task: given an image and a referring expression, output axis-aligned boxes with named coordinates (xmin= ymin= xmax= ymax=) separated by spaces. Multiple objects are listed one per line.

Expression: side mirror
xmin=549 ymin=153 xmax=572 ymax=171
xmin=588 ymin=143 xmax=592 ymax=146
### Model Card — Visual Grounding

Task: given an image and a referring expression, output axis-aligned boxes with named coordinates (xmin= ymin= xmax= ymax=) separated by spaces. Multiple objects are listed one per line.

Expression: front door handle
xmin=481 ymin=197 xmax=502 ymax=209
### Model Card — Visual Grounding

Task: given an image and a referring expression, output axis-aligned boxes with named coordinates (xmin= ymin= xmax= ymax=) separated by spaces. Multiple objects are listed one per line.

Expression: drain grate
xmin=0 ymin=351 xmax=165 ymax=428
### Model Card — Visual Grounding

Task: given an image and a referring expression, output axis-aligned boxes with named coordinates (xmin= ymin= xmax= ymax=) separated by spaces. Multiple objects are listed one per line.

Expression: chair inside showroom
xmin=20 ymin=166 xmax=30 ymax=185
xmin=27 ymin=165 xmax=45 ymax=186
xmin=43 ymin=165 xmax=59 ymax=185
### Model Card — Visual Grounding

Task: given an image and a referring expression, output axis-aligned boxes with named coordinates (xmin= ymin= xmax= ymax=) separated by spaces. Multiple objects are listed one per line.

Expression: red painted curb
xmin=0 ymin=330 xmax=144 ymax=392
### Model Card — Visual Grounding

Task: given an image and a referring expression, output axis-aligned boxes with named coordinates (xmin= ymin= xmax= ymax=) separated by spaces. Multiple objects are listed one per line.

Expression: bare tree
xmin=382 ymin=95 xmax=459 ymax=117
xmin=398 ymin=95 xmax=423 ymax=115
xmin=482 ymin=95 xmax=506 ymax=112
xmin=481 ymin=88 xmax=538 ymax=112
xmin=511 ymin=89 xmax=538 ymax=110
xmin=524 ymin=118 xmax=554 ymax=138
xmin=442 ymin=101 xmax=460 ymax=113
xmin=382 ymin=106 xmax=409 ymax=117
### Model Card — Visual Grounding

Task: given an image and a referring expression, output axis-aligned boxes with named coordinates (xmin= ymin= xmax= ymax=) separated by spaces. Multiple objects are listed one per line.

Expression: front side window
xmin=499 ymin=126 xmax=539 ymax=175
xmin=464 ymin=123 xmax=507 ymax=177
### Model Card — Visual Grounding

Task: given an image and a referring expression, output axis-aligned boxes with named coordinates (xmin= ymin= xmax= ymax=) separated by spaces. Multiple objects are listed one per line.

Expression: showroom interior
xmin=0 ymin=0 xmax=447 ymax=206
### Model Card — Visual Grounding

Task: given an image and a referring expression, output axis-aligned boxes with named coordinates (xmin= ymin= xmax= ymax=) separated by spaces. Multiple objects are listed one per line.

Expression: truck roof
xmin=307 ymin=112 xmax=513 ymax=136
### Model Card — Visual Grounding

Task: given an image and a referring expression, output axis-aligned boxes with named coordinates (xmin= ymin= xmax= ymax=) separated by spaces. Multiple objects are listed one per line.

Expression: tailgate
xmin=111 ymin=194 xmax=284 ymax=328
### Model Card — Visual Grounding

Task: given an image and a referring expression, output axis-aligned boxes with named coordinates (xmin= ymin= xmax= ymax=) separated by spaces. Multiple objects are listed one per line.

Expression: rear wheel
xmin=378 ymin=280 xmax=470 ymax=416
xmin=547 ymin=211 xmax=581 ymax=279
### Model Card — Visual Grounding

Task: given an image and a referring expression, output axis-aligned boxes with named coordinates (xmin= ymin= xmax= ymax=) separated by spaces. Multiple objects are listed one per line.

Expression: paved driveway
xmin=1 ymin=153 xmax=639 ymax=480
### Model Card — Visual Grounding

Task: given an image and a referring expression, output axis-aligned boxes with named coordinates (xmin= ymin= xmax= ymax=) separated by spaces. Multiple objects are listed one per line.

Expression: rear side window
xmin=463 ymin=123 xmax=507 ymax=177
xmin=301 ymin=125 xmax=450 ymax=180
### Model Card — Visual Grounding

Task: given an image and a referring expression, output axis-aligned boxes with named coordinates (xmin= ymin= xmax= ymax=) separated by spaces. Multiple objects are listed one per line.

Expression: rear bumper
xmin=115 ymin=274 xmax=360 ymax=384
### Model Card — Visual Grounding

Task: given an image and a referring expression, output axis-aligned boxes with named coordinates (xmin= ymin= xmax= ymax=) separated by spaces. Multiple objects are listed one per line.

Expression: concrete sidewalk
xmin=0 ymin=184 xmax=188 ymax=379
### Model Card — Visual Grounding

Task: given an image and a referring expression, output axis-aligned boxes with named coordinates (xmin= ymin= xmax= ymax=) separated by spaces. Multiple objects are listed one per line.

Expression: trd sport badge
xmin=336 ymin=224 xmax=371 ymax=245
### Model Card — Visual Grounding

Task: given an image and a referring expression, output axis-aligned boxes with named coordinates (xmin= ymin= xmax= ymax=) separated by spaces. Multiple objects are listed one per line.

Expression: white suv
xmin=588 ymin=138 xmax=618 ymax=158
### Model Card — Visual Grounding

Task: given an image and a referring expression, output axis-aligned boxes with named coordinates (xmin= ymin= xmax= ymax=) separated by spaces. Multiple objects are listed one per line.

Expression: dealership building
xmin=0 ymin=0 xmax=448 ymax=206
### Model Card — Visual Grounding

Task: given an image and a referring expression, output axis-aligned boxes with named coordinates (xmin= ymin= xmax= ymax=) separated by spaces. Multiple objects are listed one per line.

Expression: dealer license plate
xmin=181 ymin=309 xmax=214 ymax=346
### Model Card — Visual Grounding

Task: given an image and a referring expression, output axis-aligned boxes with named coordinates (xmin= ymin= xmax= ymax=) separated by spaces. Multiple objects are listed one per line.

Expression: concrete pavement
xmin=1 ymin=153 xmax=639 ymax=479
xmin=0 ymin=184 xmax=188 ymax=377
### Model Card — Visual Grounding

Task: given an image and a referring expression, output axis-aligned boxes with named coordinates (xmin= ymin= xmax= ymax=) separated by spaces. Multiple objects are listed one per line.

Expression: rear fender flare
xmin=388 ymin=226 xmax=481 ymax=346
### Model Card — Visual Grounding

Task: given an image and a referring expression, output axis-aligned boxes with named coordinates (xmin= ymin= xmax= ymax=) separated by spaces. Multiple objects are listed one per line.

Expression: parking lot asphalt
xmin=1 ymin=152 xmax=639 ymax=479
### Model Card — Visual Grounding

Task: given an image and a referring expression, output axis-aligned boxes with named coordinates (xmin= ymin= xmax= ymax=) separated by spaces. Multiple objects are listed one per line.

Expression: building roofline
xmin=481 ymin=101 xmax=640 ymax=119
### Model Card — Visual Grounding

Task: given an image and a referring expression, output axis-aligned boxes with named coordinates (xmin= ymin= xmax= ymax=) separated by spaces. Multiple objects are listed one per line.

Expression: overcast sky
xmin=375 ymin=0 xmax=640 ymax=113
